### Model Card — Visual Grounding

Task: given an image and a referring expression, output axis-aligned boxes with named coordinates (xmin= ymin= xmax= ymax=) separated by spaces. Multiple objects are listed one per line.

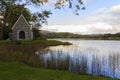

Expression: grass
xmin=0 ymin=62 xmax=119 ymax=80
xmin=0 ymin=39 xmax=71 ymax=46
xmin=21 ymin=39 xmax=71 ymax=45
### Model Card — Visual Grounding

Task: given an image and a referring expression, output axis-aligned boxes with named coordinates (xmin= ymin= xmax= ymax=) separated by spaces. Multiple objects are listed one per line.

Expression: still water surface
xmin=37 ymin=39 xmax=120 ymax=78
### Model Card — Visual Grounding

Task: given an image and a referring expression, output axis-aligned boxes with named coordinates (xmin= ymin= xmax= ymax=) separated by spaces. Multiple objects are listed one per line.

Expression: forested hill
xmin=40 ymin=30 xmax=120 ymax=40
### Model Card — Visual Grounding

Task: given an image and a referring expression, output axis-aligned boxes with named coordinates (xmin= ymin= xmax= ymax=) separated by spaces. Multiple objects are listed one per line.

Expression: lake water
xmin=37 ymin=39 xmax=120 ymax=78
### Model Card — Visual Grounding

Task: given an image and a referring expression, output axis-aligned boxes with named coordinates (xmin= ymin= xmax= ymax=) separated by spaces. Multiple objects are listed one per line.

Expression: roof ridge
xmin=12 ymin=14 xmax=31 ymax=30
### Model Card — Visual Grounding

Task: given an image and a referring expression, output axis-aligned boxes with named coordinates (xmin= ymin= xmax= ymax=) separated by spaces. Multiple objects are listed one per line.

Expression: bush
xmin=32 ymin=28 xmax=41 ymax=40
xmin=14 ymin=40 xmax=21 ymax=45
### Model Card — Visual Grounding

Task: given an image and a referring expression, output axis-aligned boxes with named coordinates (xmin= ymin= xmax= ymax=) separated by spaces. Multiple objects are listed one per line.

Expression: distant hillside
xmin=40 ymin=30 xmax=82 ymax=38
xmin=40 ymin=30 xmax=120 ymax=40
xmin=40 ymin=30 xmax=55 ymax=34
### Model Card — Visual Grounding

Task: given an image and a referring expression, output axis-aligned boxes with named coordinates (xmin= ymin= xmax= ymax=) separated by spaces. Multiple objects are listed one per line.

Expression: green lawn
xmin=0 ymin=62 xmax=119 ymax=80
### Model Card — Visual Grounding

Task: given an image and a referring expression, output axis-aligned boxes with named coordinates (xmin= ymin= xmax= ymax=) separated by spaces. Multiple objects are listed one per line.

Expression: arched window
xmin=19 ymin=31 xmax=25 ymax=39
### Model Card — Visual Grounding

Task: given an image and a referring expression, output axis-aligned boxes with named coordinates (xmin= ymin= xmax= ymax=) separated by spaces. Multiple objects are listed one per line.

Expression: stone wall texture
xmin=12 ymin=15 xmax=33 ymax=40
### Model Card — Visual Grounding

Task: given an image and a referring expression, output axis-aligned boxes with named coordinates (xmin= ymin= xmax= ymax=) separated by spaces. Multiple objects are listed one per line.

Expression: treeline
xmin=83 ymin=33 xmax=120 ymax=40
xmin=41 ymin=31 xmax=120 ymax=40
xmin=41 ymin=32 xmax=82 ymax=38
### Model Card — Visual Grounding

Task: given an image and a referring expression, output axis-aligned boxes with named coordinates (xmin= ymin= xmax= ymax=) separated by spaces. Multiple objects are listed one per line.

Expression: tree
xmin=4 ymin=4 xmax=31 ymax=28
xmin=32 ymin=28 xmax=41 ymax=40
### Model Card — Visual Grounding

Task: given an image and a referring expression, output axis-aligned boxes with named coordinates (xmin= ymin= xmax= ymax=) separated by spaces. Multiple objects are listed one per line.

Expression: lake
xmin=36 ymin=39 xmax=120 ymax=78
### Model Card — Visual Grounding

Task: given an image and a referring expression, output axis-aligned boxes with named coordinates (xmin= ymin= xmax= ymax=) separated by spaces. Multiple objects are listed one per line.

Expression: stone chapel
xmin=11 ymin=14 xmax=33 ymax=40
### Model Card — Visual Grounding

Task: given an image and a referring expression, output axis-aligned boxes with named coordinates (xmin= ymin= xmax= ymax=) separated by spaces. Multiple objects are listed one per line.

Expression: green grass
xmin=21 ymin=39 xmax=71 ymax=45
xmin=0 ymin=62 xmax=119 ymax=80
xmin=0 ymin=40 xmax=12 ymax=45
xmin=0 ymin=39 xmax=71 ymax=46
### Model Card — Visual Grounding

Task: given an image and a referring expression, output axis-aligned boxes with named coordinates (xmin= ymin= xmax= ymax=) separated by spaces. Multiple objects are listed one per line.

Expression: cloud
xmin=87 ymin=22 xmax=115 ymax=34
xmin=77 ymin=4 xmax=120 ymax=33
xmin=42 ymin=22 xmax=115 ymax=34
xmin=109 ymin=5 xmax=120 ymax=14
xmin=101 ymin=4 xmax=120 ymax=32
xmin=42 ymin=25 xmax=89 ymax=33
xmin=83 ymin=0 xmax=95 ymax=4
xmin=42 ymin=4 xmax=120 ymax=34
xmin=95 ymin=8 xmax=105 ymax=14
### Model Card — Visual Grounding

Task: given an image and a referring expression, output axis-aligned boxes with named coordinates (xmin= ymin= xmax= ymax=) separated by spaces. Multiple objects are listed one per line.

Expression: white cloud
xmin=42 ymin=4 xmax=120 ymax=34
xmin=109 ymin=5 xmax=120 ymax=14
xmin=87 ymin=22 xmax=115 ymax=34
xmin=78 ymin=4 xmax=120 ymax=34
xmin=83 ymin=0 xmax=95 ymax=4
xmin=42 ymin=22 xmax=115 ymax=34
xmin=42 ymin=25 xmax=89 ymax=33
xmin=102 ymin=4 xmax=120 ymax=32
xmin=95 ymin=8 xmax=105 ymax=14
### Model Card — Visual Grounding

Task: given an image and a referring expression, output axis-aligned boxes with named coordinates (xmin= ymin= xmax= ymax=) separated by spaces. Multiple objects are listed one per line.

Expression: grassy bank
xmin=0 ymin=62 xmax=119 ymax=80
xmin=0 ymin=39 xmax=71 ymax=68
xmin=0 ymin=39 xmax=71 ymax=46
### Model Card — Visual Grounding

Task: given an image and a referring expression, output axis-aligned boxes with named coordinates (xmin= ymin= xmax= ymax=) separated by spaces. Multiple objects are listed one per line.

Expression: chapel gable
xmin=11 ymin=14 xmax=33 ymax=40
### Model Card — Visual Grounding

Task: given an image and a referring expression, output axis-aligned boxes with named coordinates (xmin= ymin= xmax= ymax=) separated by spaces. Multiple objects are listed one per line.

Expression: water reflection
xmin=37 ymin=39 xmax=120 ymax=78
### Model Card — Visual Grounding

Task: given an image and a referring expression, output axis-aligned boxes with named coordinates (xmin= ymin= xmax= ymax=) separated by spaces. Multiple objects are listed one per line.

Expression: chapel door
xmin=19 ymin=31 xmax=25 ymax=39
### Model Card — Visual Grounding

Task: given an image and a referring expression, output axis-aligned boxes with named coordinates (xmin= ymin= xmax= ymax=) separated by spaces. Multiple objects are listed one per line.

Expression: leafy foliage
xmin=32 ymin=28 xmax=41 ymax=40
xmin=4 ymin=4 xmax=31 ymax=27
xmin=55 ymin=0 xmax=85 ymax=15
xmin=32 ymin=10 xmax=52 ymax=26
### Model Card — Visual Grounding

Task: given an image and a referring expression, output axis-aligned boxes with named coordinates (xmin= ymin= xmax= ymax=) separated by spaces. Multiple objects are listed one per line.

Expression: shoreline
xmin=0 ymin=39 xmax=72 ymax=46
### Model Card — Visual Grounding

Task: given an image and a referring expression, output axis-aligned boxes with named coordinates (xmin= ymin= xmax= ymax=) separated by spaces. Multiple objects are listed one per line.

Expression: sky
xmin=27 ymin=0 xmax=120 ymax=34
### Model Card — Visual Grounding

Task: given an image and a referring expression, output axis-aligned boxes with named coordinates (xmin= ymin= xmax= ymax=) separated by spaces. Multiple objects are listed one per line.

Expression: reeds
xmin=0 ymin=45 xmax=44 ymax=67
